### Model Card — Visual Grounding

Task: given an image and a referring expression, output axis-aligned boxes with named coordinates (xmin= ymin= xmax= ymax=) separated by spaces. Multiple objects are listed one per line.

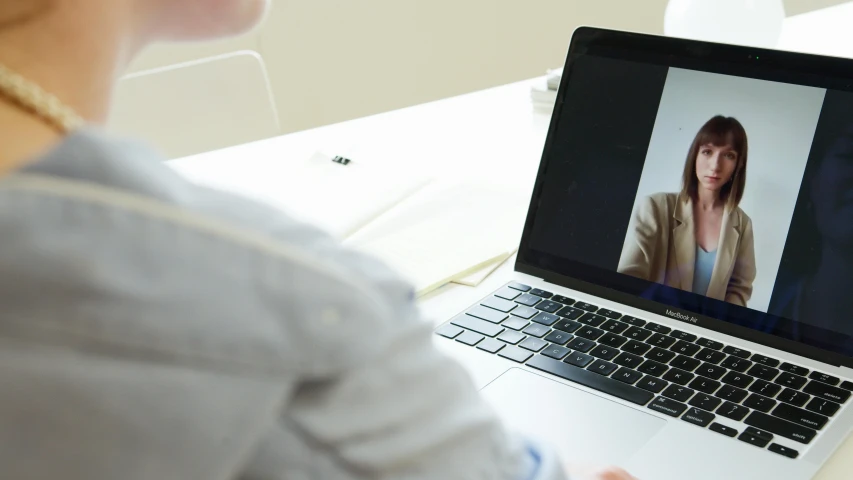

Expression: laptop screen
xmin=517 ymin=28 xmax=853 ymax=366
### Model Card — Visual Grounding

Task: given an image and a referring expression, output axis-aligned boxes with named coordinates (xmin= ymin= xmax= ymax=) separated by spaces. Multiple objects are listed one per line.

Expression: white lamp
xmin=664 ymin=0 xmax=786 ymax=48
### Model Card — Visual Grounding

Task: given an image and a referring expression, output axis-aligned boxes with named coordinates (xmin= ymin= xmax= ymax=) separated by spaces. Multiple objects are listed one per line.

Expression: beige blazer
xmin=617 ymin=192 xmax=756 ymax=306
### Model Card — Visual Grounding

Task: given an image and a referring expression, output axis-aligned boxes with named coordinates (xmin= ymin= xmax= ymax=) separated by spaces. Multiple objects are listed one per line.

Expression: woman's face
xmin=695 ymin=143 xmax=738 ymax=193
xmin=144 ymin=0 xmax=270 ymax=41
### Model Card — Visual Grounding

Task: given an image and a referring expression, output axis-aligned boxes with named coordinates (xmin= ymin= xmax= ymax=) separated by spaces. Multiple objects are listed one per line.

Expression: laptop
xmin=433 ymin=27 xmax=853 ymax=480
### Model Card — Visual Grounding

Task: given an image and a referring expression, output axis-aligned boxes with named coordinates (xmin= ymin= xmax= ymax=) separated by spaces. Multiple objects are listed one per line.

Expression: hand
xmin=566 ymin=464 xmax=638 ymax=480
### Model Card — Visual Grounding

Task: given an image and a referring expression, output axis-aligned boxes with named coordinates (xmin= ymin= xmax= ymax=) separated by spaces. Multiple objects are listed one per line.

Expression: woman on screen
xmin=618 ymin=115 xmax=756 ymax=306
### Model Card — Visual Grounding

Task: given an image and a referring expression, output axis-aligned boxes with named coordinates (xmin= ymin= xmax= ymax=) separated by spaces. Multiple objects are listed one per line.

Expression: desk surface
xmin=169 ymin=76 xmax=852 ymax=479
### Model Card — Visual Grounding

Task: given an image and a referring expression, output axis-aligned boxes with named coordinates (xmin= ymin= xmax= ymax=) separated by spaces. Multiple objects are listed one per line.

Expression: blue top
xmin=693 ymin=246 xmax=718 ymax=296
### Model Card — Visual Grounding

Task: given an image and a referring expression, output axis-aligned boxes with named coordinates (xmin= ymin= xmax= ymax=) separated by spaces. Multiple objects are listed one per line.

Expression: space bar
xmin=526 ymin=355 xmax=654 ymax=405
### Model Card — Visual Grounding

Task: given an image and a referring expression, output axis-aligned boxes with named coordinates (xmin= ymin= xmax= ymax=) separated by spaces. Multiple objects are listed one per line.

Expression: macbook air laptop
xmin=434 ymin=27 xmax=853 ymax=480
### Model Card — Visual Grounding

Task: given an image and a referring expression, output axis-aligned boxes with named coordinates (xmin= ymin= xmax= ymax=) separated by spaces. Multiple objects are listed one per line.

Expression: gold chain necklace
xmin=0 ymin=62 xmax=85 ymax=134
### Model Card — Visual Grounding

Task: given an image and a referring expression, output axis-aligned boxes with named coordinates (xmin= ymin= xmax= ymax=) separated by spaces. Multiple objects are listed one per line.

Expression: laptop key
xmin=551 ymin=295 xmax=574 ymax=304
xmin=456 ymin=331 xmax=485 ymax=346
xmin=805 ymin=398 xmax=841 ymax=417
xmin=613 ymin=368 xmax=643 ymax=385
xmin=590 ymin=345 xmax=619 ymax=361
xmin=840 ymin=381 xmax=853 ymax=391
xmin=720 ymin=356 xmax=753 ymax=373
xmin=507 ymin=281 xmax=531 ymax=292
xmin=514 ymin=293 xmax=541 ymax=307
xmin=477 ymin=338 xmax=506 ymax=354
xmin=573 ymin=301 xmax=599 ymax=312
xmin=495 ymin=287 xmax=521 ymax=301
xmin=564 ymin=352 xmax=594 ymax=368
xmin=526 ymin=355 xmax=654 ymax=405
xmin=688 ymin=377 xmax=721 ymax=395
xmin=744 ymin=411 xmax=817 ymax=444
xmin=601 ymin=320 xmax=629 ymax=334
xmin=535 ymin=301 xmax=562 ymax=314
xmin=589 ymin=360 xmax=618 ymax=376
xmin=541 ymin=344 xmax=570 ymax=360
xmin=436 ymin=324 xmax=464 ymax=339
xmin=451 ymin=315 xmax=504 ymax=337
xmin=556 ymin=306 xmax=584 ymax=320
xmin=709 ymin=423 xmax=738 ymax=437
xmin=554 ymin=319 xmax=582 ymax=333
xmin=622 ymin=340 xmax=652 ymax=355
xmin=522 ymin=323 xmax=551 ymax=338
xmin=637 ymin=360 xmax=668 ymax=377
xmin=768 ymin=443 xmax=799 ymax=459
xmin=696 ymin=348 xmax=726 ymax=364
xmin=498 ymin=345 xmax=533 ymax=363
xmin=750 ymin=354 xmax=780 ymax=368
xmin=648 ymin=396 xmax=687 ymax=417
xmin=531 ymin=312 xmax=560 ymax=326
xmin=578 ymin=313 xmax=606 ymax=327
xmin=567 ymin=337 xmax=595 ymax=353
xmin=716 ymin=385 xmax=749 ymax=403
xmin=613 ymin=352 xmax=644 ymax=369
xmin=576 ymin=326 xmax=605 ymax=341
xmin=682 ymin=407 xmax=716 ymax=427
xmin=643 ymin=322 xmax=672 ymax=334
xmin=519 ymin=337 xmax=548 ymax=352
xmin=772 ymin=403 xmax=829 ymax=430
xmin=598 ymin=333 xmax=628 ymax=348
xmin=669 ymin=330 xmax=698 ymax=342
xmin=502 ymin=317 xmax=530 ymax=331
xmin=723 ymin=346 xmax=751 ymax=358
xmin=775 ymin=372 xmax=807 ymax=390
xmin=696 ymin=363 xmax=727 ymax=380
xmin=648 ymin=333 xmax=677 ymax=349
xmin=721 ymin=371 xmax=755 ymax=389
xmin=510 ymin=306 xmax=538 ymax=319
xmin=465 ymin=306 xmax=508 ymax=324
xmin=597 ymin=309 xmax=622 ymax=319
xmin=696 ymin=338 xmax=724 ymax=350
xmin=663 ymin=368 xmax=695 ymax=386
xmin=778 ymin=388 xmax=810 ymax=407
xmin=620 ymin=316 xmax=646 ymax=327
xmin=743 ymin=394 xmax=777 ymax=413
xmin=645 ymin=348 xmax=676 ymax=363
xmin=624 ymin=327 xmax=653 ymax=342
xmin=689 ymin=394 xmax=722 ymax=411
xmin=747 ymin=364 xmax=780 ymax=382
xmin=718 ymin=402 xmax=750 ymax=421
xmin=809 ymin=372 xmax=840 ymax=386
xmin=529 ymin=288 xmax=552 ymax=298
xmin=780 ymin=362 xmax=810 ymax=377
xmin=497 ymin=330 xmax=526 ymax=345
xmin=749 ymin=380 xmax=782 ymax=398
xmin=670 ymin=341 xmax=701 ymax=357
xmin=636 ymin=375 xmax=668 ymax=394
xmin=803 ymin=381 xmax=851 ymax=403
xmin=481 ymin=296 xmax=516 ymax=313
xmin=544 ymin=329 xmax=573 ymax=345
xmin=738 ymin=431 xmax=771 ymax=448
xmin=662 ymin=384 xmax=695 ymax=402
xmin=669 ymin=355 xmax=701 ymax=372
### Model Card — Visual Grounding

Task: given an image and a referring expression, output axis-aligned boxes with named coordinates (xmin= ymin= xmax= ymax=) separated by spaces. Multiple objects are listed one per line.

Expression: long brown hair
xmin=680 ymin=115 xmax=749 ymax=209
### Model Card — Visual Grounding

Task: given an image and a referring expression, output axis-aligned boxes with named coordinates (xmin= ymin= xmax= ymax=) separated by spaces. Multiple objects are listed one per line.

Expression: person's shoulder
xmin=733 ymin=205 xmax=753 ymax=228
xmin=638 ymin=192 xmax=679 ymax=215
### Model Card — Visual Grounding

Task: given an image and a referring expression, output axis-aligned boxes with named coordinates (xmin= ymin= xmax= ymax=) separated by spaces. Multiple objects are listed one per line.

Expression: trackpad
xmin=481 ymin=368 xmax=666 ymax=466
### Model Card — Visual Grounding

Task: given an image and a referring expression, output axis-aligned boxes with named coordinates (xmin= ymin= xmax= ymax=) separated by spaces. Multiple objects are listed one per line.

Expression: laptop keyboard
xmin=436 ymin=282 xmax=853 ymax=460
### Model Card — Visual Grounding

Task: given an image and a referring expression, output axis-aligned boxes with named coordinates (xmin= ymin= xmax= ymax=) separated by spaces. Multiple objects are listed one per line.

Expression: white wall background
xmin=627 ymin=68 xmax=826 ymax=311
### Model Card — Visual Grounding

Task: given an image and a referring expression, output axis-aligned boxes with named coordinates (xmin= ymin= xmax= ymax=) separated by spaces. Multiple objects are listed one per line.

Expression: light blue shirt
xmin=0 ymin=129 xmax=565 ymax=480
xmin=693 ymin=246 xmax=718 ymax=296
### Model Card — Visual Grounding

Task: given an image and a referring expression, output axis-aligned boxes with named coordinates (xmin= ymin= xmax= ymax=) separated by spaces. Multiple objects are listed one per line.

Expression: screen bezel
xmin=515 ymin=26 xmax=853 ymax=369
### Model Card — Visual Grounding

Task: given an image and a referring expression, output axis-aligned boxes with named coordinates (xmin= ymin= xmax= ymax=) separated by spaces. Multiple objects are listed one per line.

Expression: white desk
xmin=168 ymin=77 xmax=851 ymax=479
xmin=778 ymin=1 xmax=853 ymax=58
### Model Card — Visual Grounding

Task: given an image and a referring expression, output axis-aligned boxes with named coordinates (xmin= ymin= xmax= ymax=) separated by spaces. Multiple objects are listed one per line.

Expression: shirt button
xmin=322 ymin=307 xmax=341 ymax=325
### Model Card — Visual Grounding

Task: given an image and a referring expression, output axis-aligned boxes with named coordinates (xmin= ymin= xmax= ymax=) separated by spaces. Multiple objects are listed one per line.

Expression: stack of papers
xmin=531 ymin=67 xmax=562 ymax=111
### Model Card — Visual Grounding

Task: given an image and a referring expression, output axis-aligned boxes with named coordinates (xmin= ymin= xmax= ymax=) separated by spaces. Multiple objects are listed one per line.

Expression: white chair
xmin=108 ymin=50 xmax=281 ymax=159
